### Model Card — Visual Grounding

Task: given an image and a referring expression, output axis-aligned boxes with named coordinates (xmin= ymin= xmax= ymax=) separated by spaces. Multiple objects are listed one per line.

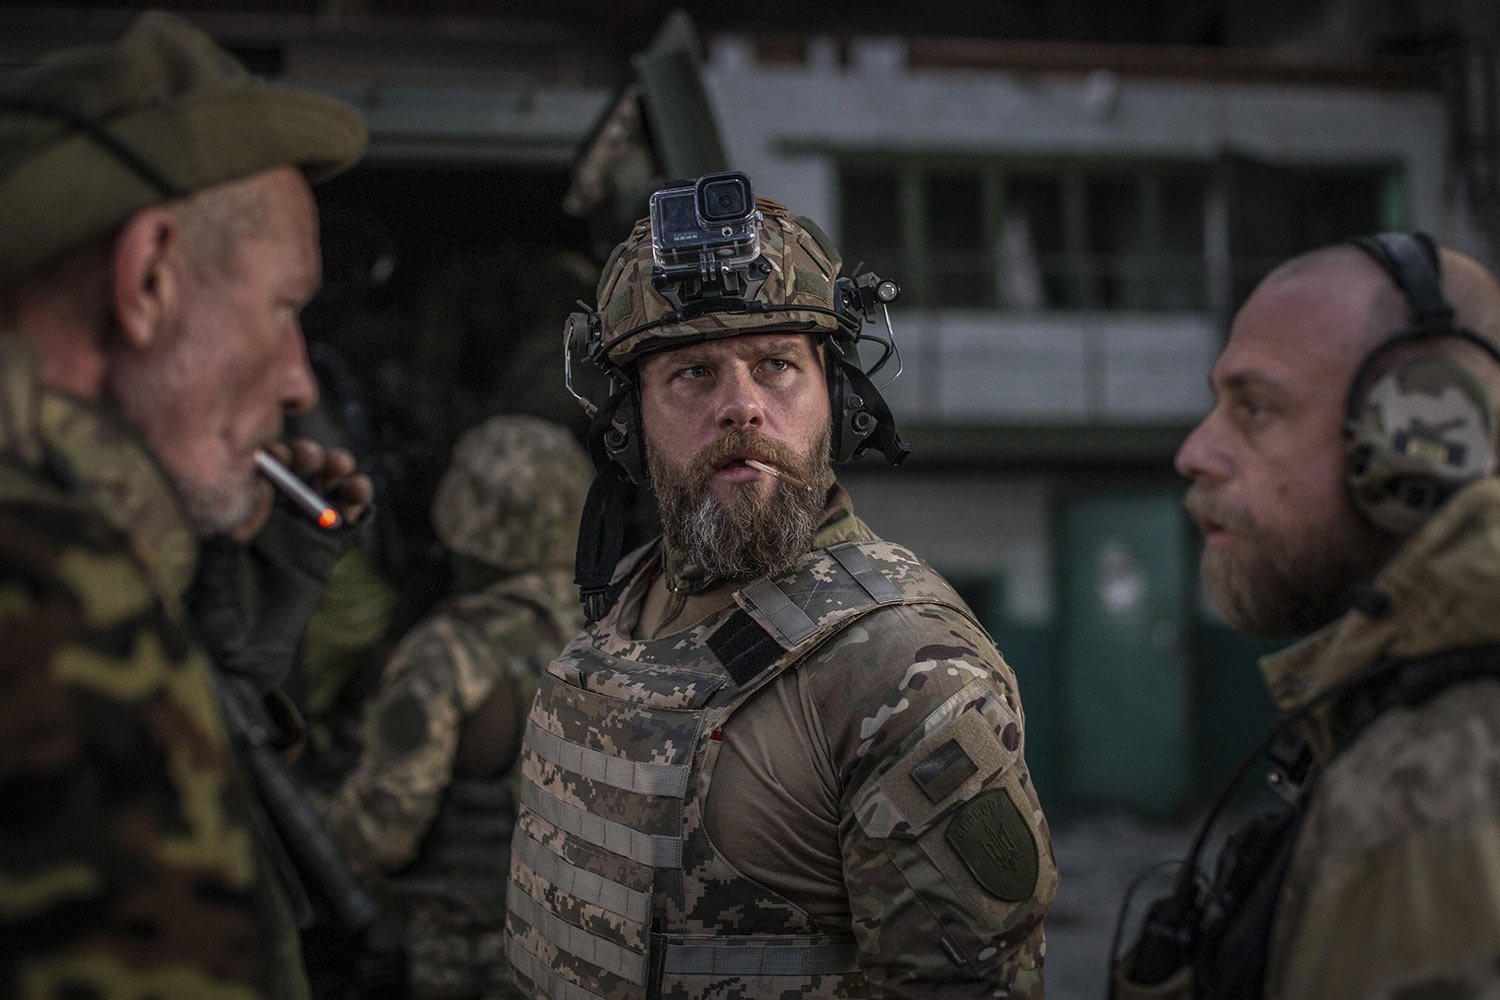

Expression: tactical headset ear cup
xmin=824 ymin=342 xmax=873 ymax=463
xmin=1346 ymin=356 xmax=1500 ymax=535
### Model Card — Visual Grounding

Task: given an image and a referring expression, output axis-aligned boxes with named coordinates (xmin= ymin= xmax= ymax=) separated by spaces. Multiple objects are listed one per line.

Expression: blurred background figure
xmin=316 ymin=414 xmax=591 ymax=1000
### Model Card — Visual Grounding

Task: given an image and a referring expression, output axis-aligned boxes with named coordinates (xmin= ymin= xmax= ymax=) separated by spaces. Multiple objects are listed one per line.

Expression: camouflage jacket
xmin=319 ymin=568 xmax=582 ymax=877
xmin=316 ymin=568 xmax=579 ymax=1000
xmin=506 ymin=484 xmax=1056 ymax=1000
xmin=1260 ymin=478 xmax=1500 ymax=1000
xmin=0 ymin=341 xmax=306 ymax=998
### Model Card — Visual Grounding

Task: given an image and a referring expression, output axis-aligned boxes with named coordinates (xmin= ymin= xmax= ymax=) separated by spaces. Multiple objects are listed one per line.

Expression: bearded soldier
xmin=504 ymin=172 xmax=1057 ymax=999
xmin=319 ymin=415 xmax=591 ymax=999
xmin=1115 ymin=233 xmax=1500 ymax=999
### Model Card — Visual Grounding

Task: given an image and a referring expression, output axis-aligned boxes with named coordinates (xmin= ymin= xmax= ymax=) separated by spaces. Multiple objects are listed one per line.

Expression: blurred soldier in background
xmin=318 ymin=414 xmax=591 ymax=999
xmin=1116 ymin=233 xmax=1500 ymax=999
xmin=0 ymin=11 xmax=371 ymax=999
xmin=506 ymin=174 xmax=1057 ymax=999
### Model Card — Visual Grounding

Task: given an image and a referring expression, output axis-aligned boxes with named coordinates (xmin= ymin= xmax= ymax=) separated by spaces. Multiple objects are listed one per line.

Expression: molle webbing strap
xmin=507 ymin=938 xmax=610 ymax=1000
xmin=829 ymin=542 xmax=901 ymax=601
xmin=509 ymin=890 xmax=648 ymax=985
xmin=525 ymin=720 xmax=690 ymax=798
xmin=512 ymin=834 xmax=650 ymax=924
xmin=520 ymin=781 xmax=683 ymax=869
xmin=739 ymin=576 xmax=818 ymax=645
xmin=663 ymin=937 xmax=858 ymax=976
xmin=712 ymin=542 xmax=911 ymax=686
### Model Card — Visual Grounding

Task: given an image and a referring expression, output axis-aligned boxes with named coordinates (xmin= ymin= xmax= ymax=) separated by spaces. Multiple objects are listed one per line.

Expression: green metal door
xmin=1058 ymin=491 xmax=1191 ymax=815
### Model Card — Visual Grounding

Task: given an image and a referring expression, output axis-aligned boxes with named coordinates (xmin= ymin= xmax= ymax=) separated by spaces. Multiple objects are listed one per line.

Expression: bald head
xmin=1255 ymin=241 xmax=1500 ymax=395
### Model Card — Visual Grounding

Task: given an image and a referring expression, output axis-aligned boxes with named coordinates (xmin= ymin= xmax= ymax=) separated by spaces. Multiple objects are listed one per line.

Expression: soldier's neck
xmin=634 ymin=542 xmax=743 ymax=640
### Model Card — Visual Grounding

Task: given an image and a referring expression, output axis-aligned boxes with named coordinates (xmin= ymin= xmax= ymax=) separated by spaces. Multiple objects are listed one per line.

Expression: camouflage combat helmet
xmin=589 ymin=197 xmax=847 ymax=367
xmin=432 ymin=415 xmax=592 ymax=572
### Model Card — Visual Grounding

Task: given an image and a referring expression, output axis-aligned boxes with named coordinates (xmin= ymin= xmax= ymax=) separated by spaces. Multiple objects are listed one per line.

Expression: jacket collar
xmin=1259 ymin=478 xmax=1500 ymax=759
xmin=0 ymin=339 xmax=199 ymax=599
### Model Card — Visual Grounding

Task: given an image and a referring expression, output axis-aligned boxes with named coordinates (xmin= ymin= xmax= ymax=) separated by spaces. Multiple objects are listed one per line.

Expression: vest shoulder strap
xmin=706 ymin=540 xmax=971 ymax=691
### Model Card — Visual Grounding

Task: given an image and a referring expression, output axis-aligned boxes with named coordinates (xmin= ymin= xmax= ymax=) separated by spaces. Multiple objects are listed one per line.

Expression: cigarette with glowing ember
xmin=254 ymin=450 xmax=342 ymax=529
xmin=744 ymin=458 xmax=812 ymax=491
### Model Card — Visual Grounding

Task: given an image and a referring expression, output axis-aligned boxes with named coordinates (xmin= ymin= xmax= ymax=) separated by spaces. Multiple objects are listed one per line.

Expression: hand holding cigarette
xmin=235 ymin=439 xmax=373 ymax=540
xmin=254 ymin=450 xmax=341 ymax=529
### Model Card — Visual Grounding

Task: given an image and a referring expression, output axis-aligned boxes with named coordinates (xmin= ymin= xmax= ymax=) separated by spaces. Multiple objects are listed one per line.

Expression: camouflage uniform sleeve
xmin=810 ymin=604 xmax=1058 ymax=999
xmin=1267 ymin=684 xmax=1500 ymax=1000
xmin=0 ymin=503 xmax=272 ymax=998
xmin=318 ymin=613 xmax=494 ymax=876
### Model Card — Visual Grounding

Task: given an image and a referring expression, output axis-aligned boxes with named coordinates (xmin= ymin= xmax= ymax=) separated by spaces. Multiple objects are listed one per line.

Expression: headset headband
xmin=1342 ymin=232 xmax=1500 ymax=435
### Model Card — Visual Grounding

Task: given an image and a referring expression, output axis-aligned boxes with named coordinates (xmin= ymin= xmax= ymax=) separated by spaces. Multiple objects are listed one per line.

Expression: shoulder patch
xmin=911 ymin=737 xmax=977 ymax=803
xmin=944 ymin=786 xmax=1039 ymax=902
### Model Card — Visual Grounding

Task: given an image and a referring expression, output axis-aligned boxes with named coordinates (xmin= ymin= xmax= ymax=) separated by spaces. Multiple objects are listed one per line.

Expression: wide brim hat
xmin=0 ymin=10 xmax=367 ymax=286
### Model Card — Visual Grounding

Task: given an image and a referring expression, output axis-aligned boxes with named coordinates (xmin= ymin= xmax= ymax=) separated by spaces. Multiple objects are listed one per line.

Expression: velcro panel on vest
xmin=707 ymin=609 xmax=785 ymax=687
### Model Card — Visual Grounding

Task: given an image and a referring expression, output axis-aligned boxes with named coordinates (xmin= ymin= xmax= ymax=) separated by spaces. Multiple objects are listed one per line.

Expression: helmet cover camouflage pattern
xmin=1347 ymin=355 xmax=1498 ymax=534
xmin=431 ymin=415 xmax=592 ymax=572
xmin=593 ymin=197 xmax=845 ymax=367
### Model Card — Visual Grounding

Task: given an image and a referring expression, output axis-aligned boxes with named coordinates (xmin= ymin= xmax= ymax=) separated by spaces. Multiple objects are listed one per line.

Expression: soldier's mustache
xmin=1184 ymin=484 xmax=1253 ymax=536
xmin=688 ymin=428 xmax=811 ymax=487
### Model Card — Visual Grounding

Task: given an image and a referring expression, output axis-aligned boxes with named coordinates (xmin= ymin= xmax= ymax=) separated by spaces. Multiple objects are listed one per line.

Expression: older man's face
xmin=1173 ymin=255 xmax=1393 ymax=637
xmin=638 ymin=332 xmax=832 ymax=579
xmin=112 ymin=166 xmax=321 ymax=535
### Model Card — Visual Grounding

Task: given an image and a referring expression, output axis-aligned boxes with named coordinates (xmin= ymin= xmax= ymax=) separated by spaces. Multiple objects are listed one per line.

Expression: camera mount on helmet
xmin=648 ymin=171 xmax=769 ymax=313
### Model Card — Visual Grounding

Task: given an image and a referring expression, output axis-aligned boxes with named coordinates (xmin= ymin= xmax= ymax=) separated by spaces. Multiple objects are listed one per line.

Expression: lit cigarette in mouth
xmin=743 ymin=458 xmax=811 ymax=491
xmin=254 ymin=450 xmax=341 ymax=530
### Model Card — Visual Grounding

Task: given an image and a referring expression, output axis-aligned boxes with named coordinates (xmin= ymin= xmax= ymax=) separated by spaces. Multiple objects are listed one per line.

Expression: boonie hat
xmin=0 ymin=11 xmax=367 ymax=286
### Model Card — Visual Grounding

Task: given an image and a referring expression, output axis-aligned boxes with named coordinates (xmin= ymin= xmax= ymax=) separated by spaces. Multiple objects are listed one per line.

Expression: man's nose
xmin=280 ymin=325 xmax=319 ymax=416
xmin=716 ymin=367 xmax=764 ymax=431
xmin=1174 ymin=413 xmax=1228 ymax=484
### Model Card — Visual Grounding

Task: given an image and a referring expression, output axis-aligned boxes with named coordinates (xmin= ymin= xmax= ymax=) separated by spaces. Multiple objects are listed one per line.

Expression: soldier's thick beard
xmin=650 ymin=426 xmax=831 ymax=582
xmin=1186 ymin=483 xmax=1393 ymax=638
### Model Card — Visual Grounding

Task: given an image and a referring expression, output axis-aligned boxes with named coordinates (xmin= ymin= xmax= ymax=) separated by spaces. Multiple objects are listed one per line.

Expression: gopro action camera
xmin=649 ymin=170 xmax=760 ymax=273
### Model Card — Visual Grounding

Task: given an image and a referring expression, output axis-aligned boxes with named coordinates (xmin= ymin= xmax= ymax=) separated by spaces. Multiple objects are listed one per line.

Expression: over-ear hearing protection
xmin=1344 ymin=232 xmax=1500 ymax=535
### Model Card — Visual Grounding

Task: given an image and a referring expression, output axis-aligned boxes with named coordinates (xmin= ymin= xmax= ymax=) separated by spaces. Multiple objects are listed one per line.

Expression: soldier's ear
xmin=109 ymin=206 xmax=184 ymax=350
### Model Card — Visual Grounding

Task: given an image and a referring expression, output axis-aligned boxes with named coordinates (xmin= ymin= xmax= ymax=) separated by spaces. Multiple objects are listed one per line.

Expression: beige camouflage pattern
xmin=318 ymin=568 xmax=582 ymax=999
xmin=595 ymin=198 xmax=844 ymax=365
xmin=0 ymin=339 xmax=307 ymax=998
xmin=431 ymin=414 xmax=593 ymax=572
xmin=1259 ymin=477 xmax=1500 ymax=1000
xmin=505 ymin=487 xmax=1056 ymax=999
xmin=1346 ymin=357 xmax=1497 ymax=536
